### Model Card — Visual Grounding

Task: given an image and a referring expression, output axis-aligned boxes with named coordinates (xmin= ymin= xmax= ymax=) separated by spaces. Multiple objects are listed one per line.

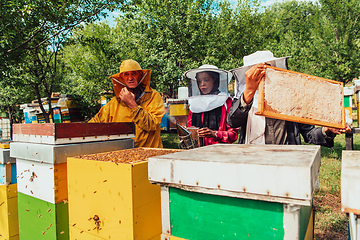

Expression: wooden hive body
xmin=10 ymin=123 xmax=135 ymax=240
xmin=0 ymin=146 xmax=16 ymax=185
xmin=0 ymin=184 xmax=19 ymax=240
xmin=12 ymin=122 xmax=135 ymax=145
xmin=341 ymin=151 xmax=360 ymax=214
xmin=160 ymin=187 xmax=314 ymax=240
xmin=67 ymin=148 xmax=180 ymax=240
xmin=17 ymin=193 xmax=68 ymax=240
xmin=148 ymin=144 xmax=320 ymax=240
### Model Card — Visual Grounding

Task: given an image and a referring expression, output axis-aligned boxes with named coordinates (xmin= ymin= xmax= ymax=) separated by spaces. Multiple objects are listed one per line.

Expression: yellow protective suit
xmin=89 ymin=84 xmax=165 ymax=148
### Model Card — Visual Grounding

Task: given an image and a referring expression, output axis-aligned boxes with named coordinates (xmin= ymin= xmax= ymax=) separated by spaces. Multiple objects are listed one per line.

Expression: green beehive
xmin=148 ymin=144 xmax=320 ymax=240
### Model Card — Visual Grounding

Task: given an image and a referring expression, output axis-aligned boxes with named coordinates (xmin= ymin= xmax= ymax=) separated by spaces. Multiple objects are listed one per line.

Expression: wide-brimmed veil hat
xmin=231 ymin=50 xmax=291 ymax=99
xmin=184 ymin=64 xmax=232 ymax=97
xmin=184 ymin=64 xmax=233 ymax=113
xmin=110 ymin=59 xmax=152 ymax=97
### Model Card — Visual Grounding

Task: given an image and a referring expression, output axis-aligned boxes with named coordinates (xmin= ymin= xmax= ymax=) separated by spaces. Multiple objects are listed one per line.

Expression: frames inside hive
xmin=76 ymin=148 xmax=182 ymax=164
xmin=256 ymin=66 xmax=345 ymax=128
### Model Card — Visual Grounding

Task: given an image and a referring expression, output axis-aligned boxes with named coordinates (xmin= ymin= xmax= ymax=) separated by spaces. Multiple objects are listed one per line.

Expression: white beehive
xmin=149 ymin=144 xmax=321 ymax=206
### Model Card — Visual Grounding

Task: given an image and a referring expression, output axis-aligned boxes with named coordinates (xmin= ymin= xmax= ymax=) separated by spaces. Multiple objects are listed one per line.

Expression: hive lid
xmin=12 ymin=122 xmax=135 ymax=145
xmin=148 ymin=144 xmax=321 ymax=206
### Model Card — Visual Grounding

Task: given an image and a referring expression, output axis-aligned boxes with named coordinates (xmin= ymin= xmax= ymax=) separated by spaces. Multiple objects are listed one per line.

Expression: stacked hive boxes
xmin=149 ymin=144 xmax=320 ymax=240
xmin=67 ymin=148 xmax=181 ymax=240
xmin=0 ymin=143 xmax=19 ymax=240
xmin=344 ymin=86 xmax=354 ymax=127
xmin=10 ymin=123 xmax=135 ymax=240
xmin=58 ymin=95 xmax=82 ymax=123
xmin=341 ymin=151 xmax=360 ymax=240
xmin=167 ymin=99 xmax=189 ymax=130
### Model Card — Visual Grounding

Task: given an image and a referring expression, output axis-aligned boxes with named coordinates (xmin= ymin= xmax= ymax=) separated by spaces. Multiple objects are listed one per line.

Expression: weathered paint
xmin=17 ymin=192 xmax=69 ymax=240
xmin=0 ymin=163 xmax=16 ymax=184
xmin=12 ymin=123 xmax=135 ymax=144
xmin=149 ymin=144 xmax=321 ymax=205
xmin=0 ymin=184 xmax=19 ymax=240
xmin=299 ymin=205 xmax=313 ymax=240
xmin=10 ymin=139 xmax=134 ymax=164
xmin=67 ymin=156 xmax=161 ymax=240
xmin=16 ymin=159 xmax=67 ymax=204
xmin=342 ymin=151 xmax=360 ymax=214
xmin=169 ymin=187 xmax=284 ymax=240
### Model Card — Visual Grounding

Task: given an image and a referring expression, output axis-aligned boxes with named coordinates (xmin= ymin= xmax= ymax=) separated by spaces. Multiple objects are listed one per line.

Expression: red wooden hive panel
xmin=13 ymin=122 xmax=135 ymax=139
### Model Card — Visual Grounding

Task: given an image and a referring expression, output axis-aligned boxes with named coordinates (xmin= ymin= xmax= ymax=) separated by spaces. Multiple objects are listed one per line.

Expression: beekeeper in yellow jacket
xmin=89 ymin=59 xmax=165 ymax=148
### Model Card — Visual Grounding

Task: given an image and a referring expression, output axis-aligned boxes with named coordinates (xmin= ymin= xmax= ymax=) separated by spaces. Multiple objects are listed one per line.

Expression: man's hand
xmin=198 ymin=127 xmax=216 ymax=138
xmin=119 ymin=87 xmax=138 ymax=109
xmin=243 ymin=63 xmax=267 ymax=104
xmin=324 ymin=125 xmax=352 ymax=135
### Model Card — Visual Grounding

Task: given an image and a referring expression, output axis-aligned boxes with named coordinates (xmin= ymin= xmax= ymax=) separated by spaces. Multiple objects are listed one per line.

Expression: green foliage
xmin=0 ymin=0 xmax=126 ymax=121
xmin=61 ymin=23 xmax=120 ymax=118
xmin=161 ymin=133 xmax=180 ymax=149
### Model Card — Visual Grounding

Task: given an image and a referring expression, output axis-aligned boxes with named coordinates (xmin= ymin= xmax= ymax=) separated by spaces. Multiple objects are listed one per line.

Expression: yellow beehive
xmin=67 ymin=148 xmax=180 ymax=240
xmin=0 ymin=184 xmax=19 ymax=240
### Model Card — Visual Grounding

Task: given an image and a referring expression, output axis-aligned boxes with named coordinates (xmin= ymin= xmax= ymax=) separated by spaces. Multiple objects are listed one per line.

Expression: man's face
xmin=122 ymin=71 xmax=142 ymax=89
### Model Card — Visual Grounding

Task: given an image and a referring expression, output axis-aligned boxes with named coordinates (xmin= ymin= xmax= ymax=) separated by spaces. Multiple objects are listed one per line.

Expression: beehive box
xmin=148 ymin=144 xmax=320 ymax=240
xmin=0 ymin=183 xmax=19 ymax=240
xmin=256 ymin=66 xmax=345 ymax=129
xmin=12 ymin=122 xmax=135 ymax=144
xmin=0 ymin=144 xmax=16 ymax=185
xmin=17 ymin=192 xmax=68 ymax=240
xmin=12 ymin=140 xmax=134 ymax=204
xmin=11 ymin=123 xmax=135 ymax=240
xmin=67 ymin=148 xmax=181 ymax=240
xmin=341 ymin=151 xmax=360 ymax=214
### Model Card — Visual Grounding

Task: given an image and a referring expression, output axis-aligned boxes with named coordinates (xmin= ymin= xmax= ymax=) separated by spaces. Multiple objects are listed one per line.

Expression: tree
xmin=113 ymin=0 xmax=223 ymax=98
xmin=264 ymin=0 xmax=320 ymax=73
xmin=61 ymin=22 xmax=121 ymax=119
xmin=1 ymin=0 xmax=125 ymax=122
xmin=310 ymin=0 xmax=360 ymax=83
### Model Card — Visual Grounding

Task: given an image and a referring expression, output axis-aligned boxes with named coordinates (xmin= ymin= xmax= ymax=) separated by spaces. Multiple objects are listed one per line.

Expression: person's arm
xmin=214 ymin=99 xmax=238 ymax=143
xmin=227 ymin=63 xmax=266 ymax=128
xmin=300 ymin=124 xmax=351 ymax=148
xmin=227 ymin=94 xmax=252 ymax=128
xmin=131 ymin=91 xmax=165 ymax=132
xmin=299 ymin=124 xmax=336 ymax=148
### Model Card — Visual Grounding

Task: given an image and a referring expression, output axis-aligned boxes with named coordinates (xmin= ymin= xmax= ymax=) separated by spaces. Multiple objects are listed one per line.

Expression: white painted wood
xmin=10 ymin=139 xmax=134 ymax=164
xmin=0 ymin=149 xmax=15 ymax=164
xmin=149 ymin=144 xmax=320 ymax=205
xmin=350 ymin=213 xmax=357 ymax=240
xmin=161 ymin=186 xmax=171 ymax=236
xmin=12 ymin=133 xmax=135 ymax=144
xmin=16 ymin=158 xmax=57 ymax=204
xmin=357 ymin=216 xmax=360 ymax=240
xmin=341 ymin=151 xmax=360 ymax=213
xmin=152 ymin=182 xmax=310 ymax=206
xmin=283 ymin=204 xmax=300 ymax=240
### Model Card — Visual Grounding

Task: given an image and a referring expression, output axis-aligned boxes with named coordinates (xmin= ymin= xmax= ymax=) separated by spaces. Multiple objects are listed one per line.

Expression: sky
xmin=101 ymin=0 xmax=319 ymax=27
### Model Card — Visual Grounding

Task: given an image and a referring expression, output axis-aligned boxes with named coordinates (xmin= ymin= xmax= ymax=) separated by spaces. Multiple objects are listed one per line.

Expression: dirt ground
xmin=313 ymin=192 xmax=348 ymax=240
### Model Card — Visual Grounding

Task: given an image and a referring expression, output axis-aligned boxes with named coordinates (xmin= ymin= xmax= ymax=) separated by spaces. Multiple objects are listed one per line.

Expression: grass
xmin=161 ymin=131 xmax=356 ymax=239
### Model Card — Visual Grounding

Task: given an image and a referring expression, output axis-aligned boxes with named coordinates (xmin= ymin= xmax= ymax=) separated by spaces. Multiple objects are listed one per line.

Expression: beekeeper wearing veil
xmin=227 ymin=50 xmax=346 ymax=146
xmin=184 ymin=64 xmax=238 ymax=146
